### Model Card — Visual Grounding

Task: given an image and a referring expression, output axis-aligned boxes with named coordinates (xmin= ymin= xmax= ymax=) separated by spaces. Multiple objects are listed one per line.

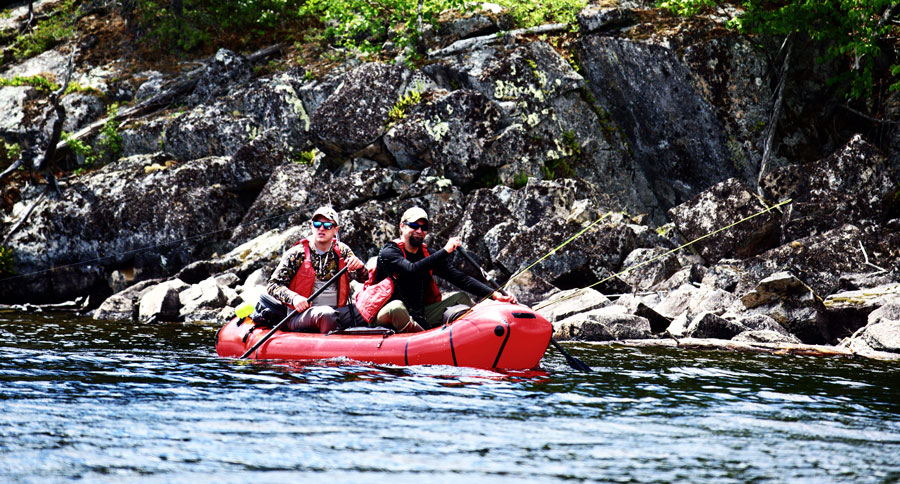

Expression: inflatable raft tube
xmin=215 ymin=301 xmax=552 ymax=370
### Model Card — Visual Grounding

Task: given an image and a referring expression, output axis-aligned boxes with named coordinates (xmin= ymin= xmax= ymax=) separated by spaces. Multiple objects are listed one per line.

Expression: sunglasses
xmin=312 ymin=220 xmax=336 ymax=229
xmin=404 ymin=221 xmax=429 ymax=231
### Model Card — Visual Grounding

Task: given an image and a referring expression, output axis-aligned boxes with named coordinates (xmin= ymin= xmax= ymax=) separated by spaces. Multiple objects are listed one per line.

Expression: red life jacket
xmin=287 ymin=237 xmax=350 ymax=307
xmin=354 ymin=239 xmax=442 ymax=323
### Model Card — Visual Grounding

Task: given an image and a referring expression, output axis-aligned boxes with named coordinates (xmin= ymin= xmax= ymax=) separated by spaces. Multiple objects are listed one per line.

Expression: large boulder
xmin=668 ymin=178 xmax=781 ymax=263
xmin=535 ymin=287 xmax=611 ymax=323
xmin=578 ymin=35 xmax=734 ymax=211
xmin=425 ymin=41 xmax=657 ymax=219
xmin=309 ymin=62 xmax=414 ymax=161
xmin=738 ymin=224 xmax=900 ymax=298
xmin=761 ymin=135 xmax=898 ymax=242
xmin=0 ymin=151 xmax=277 ymax=304
xmin=383 ymin=89 xmax=504 ymax=185
xmin=739 ymin=272 xmax=830 ymax=344
xmin=553 ymin=306 xmax=652 ymax=341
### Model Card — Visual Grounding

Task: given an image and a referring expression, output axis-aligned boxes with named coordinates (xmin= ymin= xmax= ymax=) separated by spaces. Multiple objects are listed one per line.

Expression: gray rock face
xmin=761 ymin=135 xmax=897 ymax=242
xmin=425 ymin=41 xmax=655 ymax=218
xmin=494 ymin=216 xmax=637 ymax=288
xmin=383 ymin=89 xmax=504 ymax=184
xmin=577 ymin=6 xmax=635 ymax=34
xmin=668 ymin=178 xmax=781 ymax=263
xmin=620 ymin=247 xmax=681 ymax=291
xmin=578 ymin=35 xmax=733 ymax=210
xmin=310 ymin=63 xmax=414 ymax=159
xmin=456 ymin=188 xmax=514 ymax=266
xmin=221 ymin=70 xmax=312 ymax=151
xmin=823 ymin=284 xmax=900 ymax=343
xmin=740 ymin=272 xmax=830 ymax=344
xmin=189 ymin=49 xmax=253 ymax=106
xmin=535 ymin=287 xmax=611 ymax=323
xmin=739 ymin=224 xmax=900 ymax=298
xmin=179 ymin=275 xmax=242 ymax=322
xmin=0 ymin=152 xmax=278 ymax=304
xmin=92 ymin=279 xmax=160 ymax=321
xmin=60 ymin=93 xmax=105 ymax=133
xmin=138 ymin=280 xmax=188 ymax=322
xmin=554 ymin=307 xmax=652 ymax=341
xmin=162 ymin=105 xmax=258 ymax=162
xmin=686 ymin=311 xmax=745 ymax=339
xmin=682 ymin=37 xmax=773 ymax=181
xmin=0 ymin=86 xmax=37 ymax=138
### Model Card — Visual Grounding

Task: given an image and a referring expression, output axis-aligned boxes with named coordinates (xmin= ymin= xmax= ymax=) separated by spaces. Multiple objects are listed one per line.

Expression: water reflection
xmin=0 ymin=313 xmax=898 ymax=483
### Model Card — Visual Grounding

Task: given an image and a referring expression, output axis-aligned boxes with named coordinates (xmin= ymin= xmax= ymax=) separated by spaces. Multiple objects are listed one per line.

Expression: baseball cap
xmin=400 ymin=206 xmax=429 ymax=224
xmin=312 ymin=206 xmax=339 ymax=225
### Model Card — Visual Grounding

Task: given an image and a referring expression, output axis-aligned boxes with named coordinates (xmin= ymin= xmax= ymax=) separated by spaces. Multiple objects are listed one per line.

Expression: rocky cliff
xmin=2 ymin=1 xmax=898 ymax=357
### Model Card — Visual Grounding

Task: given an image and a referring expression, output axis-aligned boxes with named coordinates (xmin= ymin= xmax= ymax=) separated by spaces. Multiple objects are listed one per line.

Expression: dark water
xmin=1 ymin=312 xmax=899 ymax=484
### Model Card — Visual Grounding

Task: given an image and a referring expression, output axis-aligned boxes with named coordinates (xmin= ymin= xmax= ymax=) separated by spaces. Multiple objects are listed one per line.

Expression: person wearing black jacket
xmin=372 ymin=206 xmax=517 ymax=331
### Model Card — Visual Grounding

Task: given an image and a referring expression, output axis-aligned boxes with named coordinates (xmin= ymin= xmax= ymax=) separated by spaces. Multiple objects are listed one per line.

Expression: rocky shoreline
xmin=1 ymin=2 xmax=898 ymax=360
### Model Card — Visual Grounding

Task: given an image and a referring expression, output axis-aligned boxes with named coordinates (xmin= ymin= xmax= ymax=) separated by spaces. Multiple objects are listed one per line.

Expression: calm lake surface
xmin=1 ymin=311 xmax=898 ymax=483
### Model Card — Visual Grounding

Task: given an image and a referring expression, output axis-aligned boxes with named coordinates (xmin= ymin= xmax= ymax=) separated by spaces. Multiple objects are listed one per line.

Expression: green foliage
xmin=495 ymin=0 xmax=587 ymax=29
xmin=512 ymin=171 xmax=530 ymax=189
xmin=134 ymin=0 xmax=305 ymax=52
xmin=9 ymin=0 xmax=76 ymax=62
xmin=659 ymin=0 xmax=900 ymax=100
xmin=0 ymin=142 xmax=22 ymax=171
xmin=62 ymin=131 xmax=97 ymax=167
xmin=96 ymin=103 xmax=123 ymax=161
xmin=0 ymin=246 xmax=14 ymax=277
xmin=295 ymin=149 xmax=317 ymax=164
xmin=62 ymin=104 xmax=123 ymax=173
xmin=387 ymin=82 xmax=423 ymax=125
xmin=0 ymin=75 xmax=59 ymax=92
xmin=299 ymin=0 xmax=469 ymax=53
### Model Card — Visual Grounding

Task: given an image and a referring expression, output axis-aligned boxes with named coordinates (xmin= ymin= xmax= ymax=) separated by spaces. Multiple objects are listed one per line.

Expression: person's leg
xmin=375 ymin=300 xmax=409 ymax=329
xmin=424 ymin=292 xmax=474 ymax=328
xmin=285 ymin=306 xmax=339 ymax=333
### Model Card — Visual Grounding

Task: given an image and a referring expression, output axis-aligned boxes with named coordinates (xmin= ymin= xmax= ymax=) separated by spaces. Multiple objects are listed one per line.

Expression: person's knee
xmin=376 ymin=301 xmax=409 ymax=330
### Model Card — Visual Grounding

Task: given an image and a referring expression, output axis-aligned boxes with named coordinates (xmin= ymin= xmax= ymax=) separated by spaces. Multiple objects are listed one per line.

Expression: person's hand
xmin=291 ymin=294 xmax=310 ymax=312
xmin=443 ymin=236 xmax=461 ymax=253
xmin=492 ymin=292 xmax=518 ymax=304
xmin=346 ymin=256 xmax=364 ymax=271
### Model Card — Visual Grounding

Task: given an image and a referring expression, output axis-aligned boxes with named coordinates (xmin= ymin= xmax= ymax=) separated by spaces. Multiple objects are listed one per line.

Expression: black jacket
xmin=374 ymin=242 xmax=494 ymax=325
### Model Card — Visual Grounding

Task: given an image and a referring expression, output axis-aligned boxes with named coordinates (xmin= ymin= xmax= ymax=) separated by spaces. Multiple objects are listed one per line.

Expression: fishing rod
xmin=240 ymin=266 xmax=349 ymax=359
xmin=532 ymin=198 xmax=793 ymax=310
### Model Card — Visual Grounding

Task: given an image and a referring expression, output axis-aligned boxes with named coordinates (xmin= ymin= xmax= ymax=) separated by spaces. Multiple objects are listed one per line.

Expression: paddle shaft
xmin=240 ymin=265 xmax=349 ymax=359
xmin=456 ymin=248 xmax=592 ymax=373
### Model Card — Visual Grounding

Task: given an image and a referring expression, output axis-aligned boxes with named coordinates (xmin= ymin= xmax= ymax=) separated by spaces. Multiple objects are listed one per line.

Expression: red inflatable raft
xmin=215 ymin=301 xmax=553 ymax=370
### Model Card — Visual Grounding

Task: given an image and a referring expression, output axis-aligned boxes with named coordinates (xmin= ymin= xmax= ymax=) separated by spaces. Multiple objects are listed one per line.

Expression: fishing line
xmin=462 ymin=212 xmax=612 ymax=310
xmin=532 ymin=198 xmax=792 ymax=311
xmin=0 ymin=206 xmax=310 ymax=283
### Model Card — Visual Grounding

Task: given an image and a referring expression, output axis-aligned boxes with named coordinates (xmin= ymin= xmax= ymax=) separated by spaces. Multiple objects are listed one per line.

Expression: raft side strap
xmin=377 ymin=332 xmax=392 ymax=349
xmin=492 ymin=319 xmax=511 ymax=369
xmin=404 ymin=340 xmax=409 ymax=366
xmin=449 ymin=326 xmax=457 ymax=367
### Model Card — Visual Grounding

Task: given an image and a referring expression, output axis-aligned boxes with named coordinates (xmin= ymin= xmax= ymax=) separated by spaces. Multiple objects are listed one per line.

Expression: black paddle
xmin=240 ymin=266 xmax=349 ymax=359
xmin=456 ymin=247 xmax=592 ymax=373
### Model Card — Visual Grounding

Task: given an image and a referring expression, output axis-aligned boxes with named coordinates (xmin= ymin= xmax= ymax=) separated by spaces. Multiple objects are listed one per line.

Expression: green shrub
xmin=658 ymin=0 xmax=900 ymax=100
xmin=494 ymin=0 xmax=587 ymax=29
xmin=9 ymin=0 xmax=76 ymax=62
xmin=0 ymin=246 xmax=14 ymax=277
xmin=299 ymin=0 xmax=468 ymax=53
